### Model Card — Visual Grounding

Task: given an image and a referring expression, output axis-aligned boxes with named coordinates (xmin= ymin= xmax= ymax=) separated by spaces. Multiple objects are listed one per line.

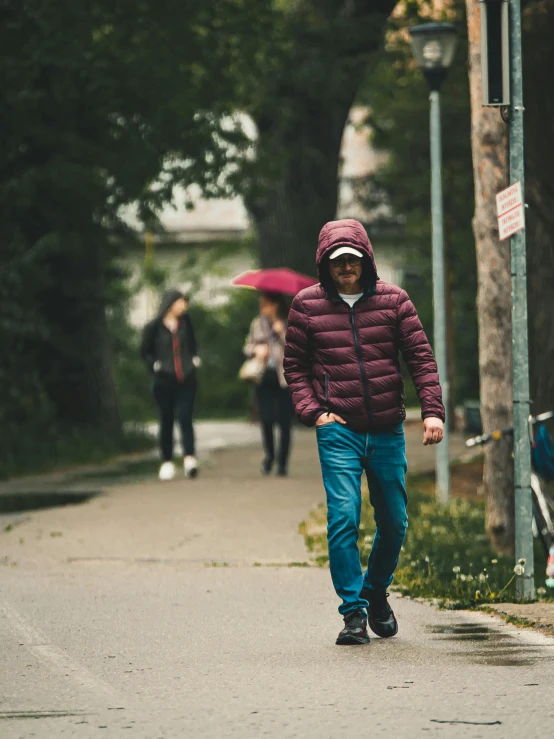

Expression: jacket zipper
xmin=349 ymin=305 xmax=372 ymax=426
xmin=324 ymin=374 xmax=329 ymax=403
xmin=397 ymin=369 xmax=406 ymax=419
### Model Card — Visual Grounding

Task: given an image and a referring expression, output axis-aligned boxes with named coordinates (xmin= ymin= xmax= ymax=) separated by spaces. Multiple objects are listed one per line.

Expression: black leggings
xmin=256 ymin=370 xmax=293 ymax=470
xmin=152 ymin=374 xmax=197 ymax=461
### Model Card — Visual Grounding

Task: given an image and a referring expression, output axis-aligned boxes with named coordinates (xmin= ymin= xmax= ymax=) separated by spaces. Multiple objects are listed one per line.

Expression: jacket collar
xmin=323 ymin=280 xmax=376 ymax=305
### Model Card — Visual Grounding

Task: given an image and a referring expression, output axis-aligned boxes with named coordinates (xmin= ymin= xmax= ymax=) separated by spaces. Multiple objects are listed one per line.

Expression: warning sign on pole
xmin=496 ymin=181 xmax=525 ymax=241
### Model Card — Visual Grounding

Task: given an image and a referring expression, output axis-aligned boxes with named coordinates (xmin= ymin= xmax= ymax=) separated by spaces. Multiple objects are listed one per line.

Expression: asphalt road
xmin=1 ymin=428 xmax=553 ymax=738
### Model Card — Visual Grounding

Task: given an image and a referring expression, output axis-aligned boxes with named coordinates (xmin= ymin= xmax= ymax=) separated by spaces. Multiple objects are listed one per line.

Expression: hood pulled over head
xmin=316 ymin=219 xmax=378 ymax=296
xmin=158 ymin=289 xmax=187 ymax=318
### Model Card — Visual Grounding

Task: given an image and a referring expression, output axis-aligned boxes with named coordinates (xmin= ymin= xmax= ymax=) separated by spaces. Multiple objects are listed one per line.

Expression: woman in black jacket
xmin=140 ymin=289 xmax=200 ymax=481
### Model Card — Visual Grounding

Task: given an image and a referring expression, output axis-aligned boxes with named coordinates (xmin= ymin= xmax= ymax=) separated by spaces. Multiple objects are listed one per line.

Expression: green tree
xmin=357 ymin=0 xmax=479 ymax=407
xmin=0 ymin=0 xmax=254 ymax=468
xmin=239 ymin=0 xmax=396 ymax=274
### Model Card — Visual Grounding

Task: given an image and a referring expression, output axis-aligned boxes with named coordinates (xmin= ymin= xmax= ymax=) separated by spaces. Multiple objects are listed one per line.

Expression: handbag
xmin=239 ymin=356 xmax=266 ymax=384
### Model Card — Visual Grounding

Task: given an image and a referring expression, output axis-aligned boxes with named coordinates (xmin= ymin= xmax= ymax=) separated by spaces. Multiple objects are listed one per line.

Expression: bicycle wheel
xmin=532 ymin=473 xmax=554 ymax=555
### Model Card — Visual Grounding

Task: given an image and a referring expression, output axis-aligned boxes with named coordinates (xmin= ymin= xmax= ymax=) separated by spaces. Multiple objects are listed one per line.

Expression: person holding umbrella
xmin=235 ymin=269 xmax=317 ymax=477
xmin=243 ymin=292 xmax=292 ymax=477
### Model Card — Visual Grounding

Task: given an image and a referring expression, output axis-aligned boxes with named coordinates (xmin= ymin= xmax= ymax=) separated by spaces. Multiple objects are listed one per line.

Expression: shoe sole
xmin=367 ymin=617 xmax=398 ymax=638
xmin=335 ymin=634 xmax=370 ymax=645
xmin=185 ymin=469 xmax=199 ymax=479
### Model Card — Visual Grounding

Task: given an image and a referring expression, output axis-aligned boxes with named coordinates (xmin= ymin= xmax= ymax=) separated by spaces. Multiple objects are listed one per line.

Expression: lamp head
xmin=409 ymin=22 xmax=457 ymax=91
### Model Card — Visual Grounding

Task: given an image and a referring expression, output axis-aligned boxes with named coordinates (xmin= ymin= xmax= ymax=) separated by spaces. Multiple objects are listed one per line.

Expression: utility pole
xmin=509 ymin=0 xmax=534 ymax=600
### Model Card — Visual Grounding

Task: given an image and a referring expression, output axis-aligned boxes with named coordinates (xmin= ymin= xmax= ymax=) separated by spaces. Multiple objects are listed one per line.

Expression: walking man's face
xmin=329 ymin=256 xmax=362 ymax=293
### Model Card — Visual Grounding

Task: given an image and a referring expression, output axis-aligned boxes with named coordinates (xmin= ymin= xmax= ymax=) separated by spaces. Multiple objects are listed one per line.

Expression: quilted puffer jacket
xmin=283 ymin=219 xmax=445 ymax=431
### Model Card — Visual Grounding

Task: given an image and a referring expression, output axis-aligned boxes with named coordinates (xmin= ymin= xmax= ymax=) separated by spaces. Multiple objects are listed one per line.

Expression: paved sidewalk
xmin=0 ymin=418 xmax=468 ymax=492
xmin=0 ymin=421 xmax=262 ymax=495
xmin=1 ymin=428 xmax=554 ymax=738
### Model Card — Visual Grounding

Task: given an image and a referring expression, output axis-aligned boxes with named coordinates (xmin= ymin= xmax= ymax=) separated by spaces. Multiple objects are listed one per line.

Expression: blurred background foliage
xmin=4 ymin=0 xmax=553 ymax=480
xmin=358 ymin=0 xmax=478 ymax=408
xmin=0 ymin=0 xmax=257 ymax=476
xmin=0 ymin=0 xmax=476 ymax=477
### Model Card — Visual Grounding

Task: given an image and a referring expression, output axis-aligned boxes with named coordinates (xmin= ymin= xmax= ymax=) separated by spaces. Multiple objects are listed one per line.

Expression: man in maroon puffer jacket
xmin=284 ymin=218 xmax=445 ymax=646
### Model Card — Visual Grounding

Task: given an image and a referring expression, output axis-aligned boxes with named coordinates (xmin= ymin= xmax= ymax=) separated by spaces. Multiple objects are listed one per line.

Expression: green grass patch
xmin=62 ymin=455 xmax=160 ymax=485
xmin=0 ymin=426 xmax=155 ymax=480
xmin=299 ymin=476 xmax=554 ymax=609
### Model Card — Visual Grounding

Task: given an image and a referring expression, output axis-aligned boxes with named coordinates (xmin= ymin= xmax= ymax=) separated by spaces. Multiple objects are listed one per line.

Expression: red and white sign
xmin=496 ymin=181 xmax=525 ymax=241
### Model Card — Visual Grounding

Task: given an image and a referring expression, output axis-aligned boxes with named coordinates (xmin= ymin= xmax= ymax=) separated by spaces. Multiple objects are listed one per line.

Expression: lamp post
xmin=409 ymin=23 xmax=457 ymax=505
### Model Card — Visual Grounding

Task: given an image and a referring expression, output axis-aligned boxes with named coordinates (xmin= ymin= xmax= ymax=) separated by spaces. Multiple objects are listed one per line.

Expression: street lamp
xmin=409 ymin=22 xmax=457 ymax=504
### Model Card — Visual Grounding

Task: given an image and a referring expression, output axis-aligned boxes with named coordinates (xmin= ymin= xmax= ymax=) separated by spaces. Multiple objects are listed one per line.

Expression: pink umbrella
xmin=231 ymin=268 xmax=317 ymax=296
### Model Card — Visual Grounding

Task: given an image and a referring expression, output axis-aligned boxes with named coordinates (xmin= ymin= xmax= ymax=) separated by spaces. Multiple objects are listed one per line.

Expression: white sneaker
xmin=184 ymin=456 xmax=199 ymax=479
xmin=158 ymin=461 xmax=176 ymax=481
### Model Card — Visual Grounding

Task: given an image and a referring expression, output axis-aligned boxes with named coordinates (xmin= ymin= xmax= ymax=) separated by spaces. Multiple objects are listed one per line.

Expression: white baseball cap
xmin=329 ymin=245 xmax=363 ymax=260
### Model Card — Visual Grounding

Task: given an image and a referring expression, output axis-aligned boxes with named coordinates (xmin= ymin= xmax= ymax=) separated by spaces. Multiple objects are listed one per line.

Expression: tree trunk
xmin=244 ymin=0 xmax=395 ymax=273
xmin=37 ymin=244 xmax=122 ymax=435
xmin=523 ymin=3 xmax=554 ymax=419
xmin=81 ymin=308 xmax=121 ymax=433
xmin=466 ymin=1 xmax=514 ymax=554
xmin=526 ymin=195 xmax=554 ymax=417
xmin=246 ymin=100 xmax=355 ymax=275
xmin=42 ymin=307 xmax=121 ymax=434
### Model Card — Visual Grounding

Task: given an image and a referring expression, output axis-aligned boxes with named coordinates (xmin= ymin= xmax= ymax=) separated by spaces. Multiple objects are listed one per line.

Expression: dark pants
xmin=256 ymin=369 xmax=293 ymax=471
xmin=152 ymin=373 xmax=197 ymax=461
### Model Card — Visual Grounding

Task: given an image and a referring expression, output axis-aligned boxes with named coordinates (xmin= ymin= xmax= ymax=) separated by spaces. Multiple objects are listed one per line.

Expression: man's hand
xmin=272 ymin=319 xmax=285 ymax=335
xmin=423 ymin=417 xmax=444 ymax=445
xmin=316 ymin=412 xmax=347 ymax=427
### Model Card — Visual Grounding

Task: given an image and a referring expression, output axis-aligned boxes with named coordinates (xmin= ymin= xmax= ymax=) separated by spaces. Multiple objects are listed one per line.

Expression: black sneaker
xmin=261 ymin=458 xmax=273 ymax=476
xmin=361 ymin=587 xmax=398 ymax=638
xmin=335 ymin=609 xmax=370 ymax=645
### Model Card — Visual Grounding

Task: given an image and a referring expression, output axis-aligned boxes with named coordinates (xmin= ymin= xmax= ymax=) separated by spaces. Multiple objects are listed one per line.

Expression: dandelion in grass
xmin=363 ymin=535 xmax=373 ymax=545
xmin=479 ymin=573 xmax=487 ymax=583
xmin=537 ymin=587 xmax=547 ymax=596
xmin=491 ymin=559 xmax=498 ymax=565
xmin=514 ymin=564 xmax=525 ymax=576
xmin=460 ymin=574 xmax=467 ymax=582
xmin=467 ymin=574 xmax=474 ymax=582
xmin=475 ymin=590 xmax=481 ymax=599
xmin=452 ymin=566 xmax=461 ymax=574
xmin=518 ymin=558 xmax=526 ymax=565
xmin=410 ymin=561 xmax=417 ymax=568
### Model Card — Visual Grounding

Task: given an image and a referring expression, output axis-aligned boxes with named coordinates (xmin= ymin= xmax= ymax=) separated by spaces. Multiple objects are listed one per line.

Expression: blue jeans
xmin=316 ymin=422 xmax=408 ymax=615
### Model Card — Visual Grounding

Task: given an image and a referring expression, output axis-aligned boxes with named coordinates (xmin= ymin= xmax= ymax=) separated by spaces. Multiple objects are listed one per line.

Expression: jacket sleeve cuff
xmin=303 ymin=407 xmax=329 ymax=427
xmin=421 ymin=410 xmax=446 ymax=422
